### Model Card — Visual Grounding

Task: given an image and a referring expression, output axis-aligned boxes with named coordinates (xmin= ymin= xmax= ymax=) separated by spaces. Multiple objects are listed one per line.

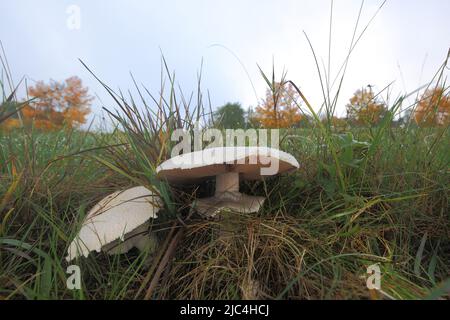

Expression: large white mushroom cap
xmin=156 ymin=147 xmax=300 ymax=216
xmin=156 ymin=146 xmax=300 ymax=183
xmin=66 ymin=186 xmax=162 ymax=262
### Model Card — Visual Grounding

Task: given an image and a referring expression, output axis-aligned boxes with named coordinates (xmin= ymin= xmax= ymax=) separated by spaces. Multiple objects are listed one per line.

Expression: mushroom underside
xmin=65 ymin=186 xmax=161 ymax=262
xmin=156 ymin=147 xmax=300 ymax=217
xmin=102 ymin=222 xmax=158 ymax=256
xmin=194 ymin=172 xmax=265 ymax=217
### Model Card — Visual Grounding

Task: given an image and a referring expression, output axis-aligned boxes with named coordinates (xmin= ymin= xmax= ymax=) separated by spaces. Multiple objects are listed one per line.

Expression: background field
xmin=1 ymin=111 xmax=449 ymax=299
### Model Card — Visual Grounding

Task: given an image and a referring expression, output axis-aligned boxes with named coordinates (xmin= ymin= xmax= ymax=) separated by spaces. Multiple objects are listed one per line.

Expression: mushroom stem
xmin=194 ymin=171 xmax=265 ymax=217
xmin=215 ymin=172 xmax=240 ymax=195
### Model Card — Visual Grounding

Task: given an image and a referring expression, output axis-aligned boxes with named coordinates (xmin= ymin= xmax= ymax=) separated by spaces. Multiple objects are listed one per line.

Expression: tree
xmin=346 ymin=87 xmax=387 ymax=126
xmin=414 ymin=87 xmax=450 ymax=127
xmin=4 ymin=76 xmax=93 ymax=131
xmin=0 ymin=101 xmax=22 ymax=130
xmin=253 ymin=82 xmax=302 ymax=128
xmin=246 ymin=106 xmax=260 ymax=128
xmin=214 ymin=102 xmax=246 ymax=129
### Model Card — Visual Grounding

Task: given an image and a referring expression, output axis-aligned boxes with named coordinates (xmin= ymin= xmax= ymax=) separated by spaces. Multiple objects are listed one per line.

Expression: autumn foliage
xmin=3 ymin=76 xmax=93 ymax=131
xmin=346 ymin=88 xmax=387 ymax=126
xmin=253 ymin=82 xmax=302 ymax=128
xmin=414 ymin=87 xmax=450 ymax=127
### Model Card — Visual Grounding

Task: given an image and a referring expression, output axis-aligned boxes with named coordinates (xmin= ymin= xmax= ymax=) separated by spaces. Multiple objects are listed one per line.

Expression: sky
xmin=0 ymin=0 xmax=449 ymax=128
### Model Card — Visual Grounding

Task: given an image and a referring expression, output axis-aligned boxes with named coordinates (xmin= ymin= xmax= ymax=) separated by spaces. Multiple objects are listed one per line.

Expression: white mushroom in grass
xmin=156 ymin=147 xmax=299 ymax=217
xmin=66 ymin=186 xmax=162 ymax=262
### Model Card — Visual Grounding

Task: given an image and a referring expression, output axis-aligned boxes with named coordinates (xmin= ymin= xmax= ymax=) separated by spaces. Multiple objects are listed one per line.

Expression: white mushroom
xmin=156 ymin=147 xmax=299 ymax=217
xmin=66 ymin=186 xmax=162 ymax=262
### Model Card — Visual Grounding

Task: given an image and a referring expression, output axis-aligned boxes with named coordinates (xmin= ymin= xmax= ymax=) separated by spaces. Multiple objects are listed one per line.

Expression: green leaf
xmin=414 ymin=232 xmax=428 ymax=277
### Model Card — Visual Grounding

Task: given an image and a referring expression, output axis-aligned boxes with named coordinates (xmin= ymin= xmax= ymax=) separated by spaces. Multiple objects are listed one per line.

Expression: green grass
xmin=0 ymin=3 xmax=449 ymax=298
xmin=0 ymin=117 xmax=448 ymax=299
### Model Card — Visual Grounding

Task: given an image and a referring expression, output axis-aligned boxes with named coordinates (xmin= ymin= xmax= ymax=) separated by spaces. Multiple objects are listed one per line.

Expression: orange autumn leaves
xmin=346 ymin=88 xmax=387 ymax=126
xmin=346 ymin=86 xmax=450 ymax=127
xmin=2 ymin=74 xmax=447 ymax=131
xmin=253 ymin=83 xmax=449 ymax=128
xmin=254 ymin=82 xmax=303 ymax=128
xmin=414 ymin=87 xmax=450 ymax=127
xmin=3 ymin=76 xmax=92 ymax=131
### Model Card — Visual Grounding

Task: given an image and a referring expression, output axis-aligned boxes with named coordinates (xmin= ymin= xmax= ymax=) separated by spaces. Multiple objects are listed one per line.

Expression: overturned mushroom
xmin=156 ymin=146 xmax=299 ymax=217
xmin=66 ymin=186 xmax=162 ymax=262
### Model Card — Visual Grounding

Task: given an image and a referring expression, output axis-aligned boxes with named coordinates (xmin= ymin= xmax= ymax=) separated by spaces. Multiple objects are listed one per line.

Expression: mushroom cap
xmin=66 ymin=186 xmax=162 ymax=262
xmin=156 ymin=146 xmax=299 ymax=183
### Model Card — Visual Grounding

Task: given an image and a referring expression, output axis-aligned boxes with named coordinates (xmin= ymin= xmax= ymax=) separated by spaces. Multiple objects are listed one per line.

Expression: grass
xmin=0 ymin=96 xmax=448 ymax=299
xmin=0 ymin=3 xmax=449 ymax=299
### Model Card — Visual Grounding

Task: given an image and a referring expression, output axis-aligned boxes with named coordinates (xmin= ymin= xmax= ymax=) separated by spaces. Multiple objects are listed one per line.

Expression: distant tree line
xmin=212 ymin=84 xmax=449 ymax=129
xmin=1 ymin=77 xmax=448 ymax=132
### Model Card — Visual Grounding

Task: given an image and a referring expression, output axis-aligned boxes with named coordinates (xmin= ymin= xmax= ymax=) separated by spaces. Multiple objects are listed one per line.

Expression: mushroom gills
xmin=102 ymin=222 xmax=158 ymax=257
xmin=156 ymin=147 xmax=300 ymax=217
xmin=65 ymin=186 xmax=162 ymax=263
xmin=195 ymin=172 xmax=265 ymax=217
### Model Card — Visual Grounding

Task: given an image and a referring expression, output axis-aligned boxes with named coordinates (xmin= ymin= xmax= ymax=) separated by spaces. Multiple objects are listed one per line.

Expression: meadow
xmin=1 ymin=14 xmax=449 ymax=296
xmin=0 ymin=83 xmax=449 ymax=299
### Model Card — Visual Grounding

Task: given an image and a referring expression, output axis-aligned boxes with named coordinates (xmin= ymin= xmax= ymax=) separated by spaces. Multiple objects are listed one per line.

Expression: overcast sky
xmin=1 ymin=0 xmax=449 ymax=127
